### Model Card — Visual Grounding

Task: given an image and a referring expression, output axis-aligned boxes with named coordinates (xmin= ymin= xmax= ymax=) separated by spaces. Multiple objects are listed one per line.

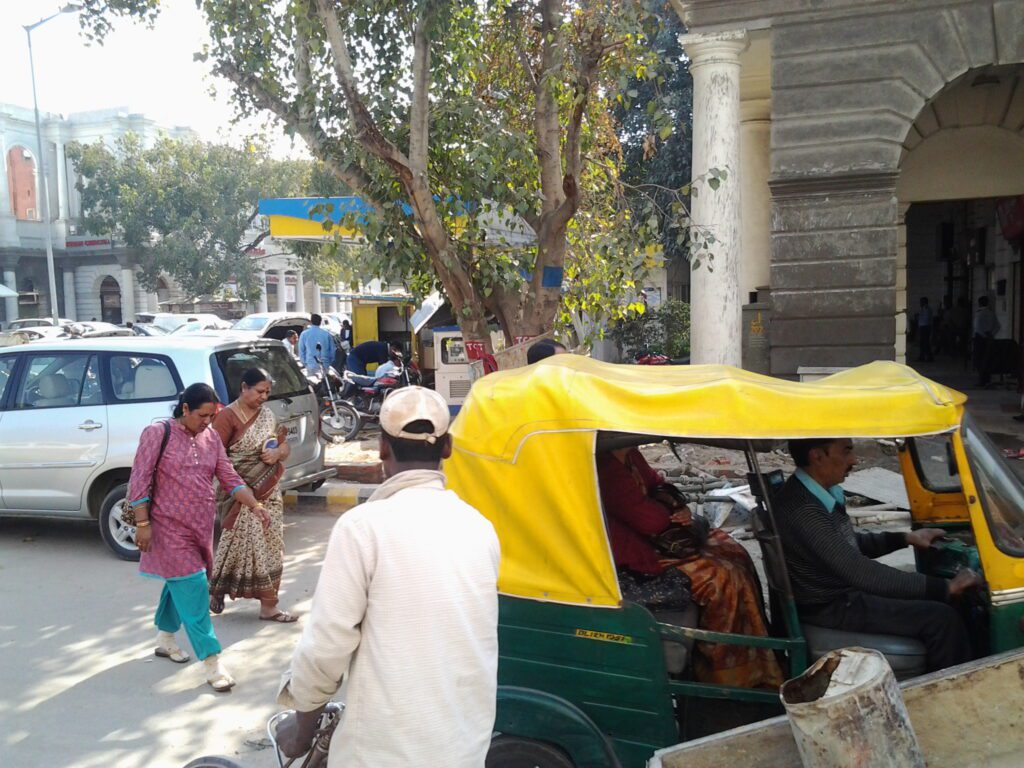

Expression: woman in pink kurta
xmin=127 ymin=383 xmax=270 ymax=692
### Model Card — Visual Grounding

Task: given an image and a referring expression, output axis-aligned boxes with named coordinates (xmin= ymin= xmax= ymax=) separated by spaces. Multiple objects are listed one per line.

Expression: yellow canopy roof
xmin=445 ymin=358 xmax=966 ymax=608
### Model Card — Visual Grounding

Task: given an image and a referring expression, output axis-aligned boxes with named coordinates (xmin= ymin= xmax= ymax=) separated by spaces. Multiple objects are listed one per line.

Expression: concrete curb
xmin=284 ymin=480 xmax=378 ymax=510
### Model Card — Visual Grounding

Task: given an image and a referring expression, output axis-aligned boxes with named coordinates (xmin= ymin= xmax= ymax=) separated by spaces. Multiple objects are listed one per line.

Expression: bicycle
xmin=183 ymin=702 xmax=344 ymax=768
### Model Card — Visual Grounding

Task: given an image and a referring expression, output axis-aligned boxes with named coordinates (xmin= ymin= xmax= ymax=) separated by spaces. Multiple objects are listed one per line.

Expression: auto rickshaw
xmin=445 ymin=355 xmax=1024 ymax=768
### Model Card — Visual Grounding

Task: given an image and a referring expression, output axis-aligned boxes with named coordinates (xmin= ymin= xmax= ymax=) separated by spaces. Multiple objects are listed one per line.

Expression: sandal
xmin=207 ymin=672 xmax=235 ymax=693
xmin=210 ymin=595 xmax=225 ymax=615
xmin=155 ymin=645 xmax=191 ymax=664
xmin=259 ymin=610 xmax=298 ymax=623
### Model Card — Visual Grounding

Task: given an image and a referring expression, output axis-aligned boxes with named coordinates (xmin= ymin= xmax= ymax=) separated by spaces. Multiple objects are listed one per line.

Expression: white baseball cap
xmin=379 ymin=386 xmax=451 ymax=443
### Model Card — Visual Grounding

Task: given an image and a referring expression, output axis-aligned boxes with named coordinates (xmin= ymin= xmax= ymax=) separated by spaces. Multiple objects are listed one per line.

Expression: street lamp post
xmin=25 ymin=3 xmax=82 ymax=324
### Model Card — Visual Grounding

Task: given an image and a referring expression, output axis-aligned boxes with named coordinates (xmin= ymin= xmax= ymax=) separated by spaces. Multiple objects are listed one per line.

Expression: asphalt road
xmin=0 ymin=501 xmax=348 ymax=768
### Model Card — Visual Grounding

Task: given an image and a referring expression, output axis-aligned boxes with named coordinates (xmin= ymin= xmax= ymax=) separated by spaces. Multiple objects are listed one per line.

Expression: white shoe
xmin=154 ymin=631 xmax=190 ymax=663
xmin=204 ymin=655 xmax=235 ymax=692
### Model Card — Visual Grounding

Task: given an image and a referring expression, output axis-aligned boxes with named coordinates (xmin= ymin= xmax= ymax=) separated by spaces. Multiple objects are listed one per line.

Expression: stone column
xmin=148 ymin=292 xmax=159 ymax=312
xmin=3 ymin=269 xmax=18 ymax=323
xmin=895 ymin=203 xmax=911 ymax=364
xmin=310 ymin=281 xmax=322 ymax=314
xmin=294 ymin=271 xmax=306 ymax=312
xmin=55 ymin=138 xmax=70 ymax=220
xmin=120 ymin=267 xmax=136 ymax=323
xmin=740 ymin=99 xmax=771 ymax=303
xmin=257 ymin=270 xmax=269 ymax=313
xmin=275 ymin=269 xmax=288 ymax=311
xmin=681 ymin=30 xmax=748 ymax=366
xmin=62 ymin=268 xmax=77 ymax=320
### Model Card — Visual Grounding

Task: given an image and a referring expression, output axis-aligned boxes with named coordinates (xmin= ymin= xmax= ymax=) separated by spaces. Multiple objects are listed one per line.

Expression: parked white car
xmin=231 ymin=312 xmax=311 ymax=341
xmin=146 ymin=313 xmax=228 ymax=334
xmin=0 ymin=336 xmax=334 ymax=559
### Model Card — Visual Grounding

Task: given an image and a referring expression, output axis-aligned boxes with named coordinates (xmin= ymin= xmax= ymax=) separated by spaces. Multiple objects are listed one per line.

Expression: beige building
xmin=673 ymin=0 xmax=1024 ymax=375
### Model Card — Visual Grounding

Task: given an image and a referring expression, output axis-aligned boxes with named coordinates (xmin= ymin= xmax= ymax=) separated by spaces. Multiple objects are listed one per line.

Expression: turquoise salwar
xmin=154 ymin=570 xmax=222 ymax=660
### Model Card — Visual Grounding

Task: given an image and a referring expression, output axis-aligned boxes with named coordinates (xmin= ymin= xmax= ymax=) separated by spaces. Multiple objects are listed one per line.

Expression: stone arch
xmin=6 ymin=145 xmax=40 ymax=221
xmin=895 ymin=62 xmax=1024 ymax=362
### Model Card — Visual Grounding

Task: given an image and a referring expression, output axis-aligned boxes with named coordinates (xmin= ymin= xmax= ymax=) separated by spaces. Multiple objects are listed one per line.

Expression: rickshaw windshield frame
xmin=907 ymin=433 xmax=962 ymax=494
xmin=961 ymin=414 xmax=1024 ymax=558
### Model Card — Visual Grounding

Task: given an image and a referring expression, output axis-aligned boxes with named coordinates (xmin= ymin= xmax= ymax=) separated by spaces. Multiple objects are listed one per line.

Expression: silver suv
xmin=0 ymin=336 xmax=333 ymax=559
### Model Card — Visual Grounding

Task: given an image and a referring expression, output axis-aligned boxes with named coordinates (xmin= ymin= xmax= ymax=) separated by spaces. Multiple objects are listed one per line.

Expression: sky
xmin=1 ymin=0 xmax=305 ymax=156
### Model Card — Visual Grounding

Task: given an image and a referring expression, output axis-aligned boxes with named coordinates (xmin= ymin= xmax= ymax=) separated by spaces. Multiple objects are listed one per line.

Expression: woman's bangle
xmin=136 ymin=520 xmax=151 ymax=528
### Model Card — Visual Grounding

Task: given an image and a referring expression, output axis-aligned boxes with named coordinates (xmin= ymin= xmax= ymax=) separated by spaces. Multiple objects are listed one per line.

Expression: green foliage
xmin=67 ymin=134 xmax=309 ymax=301
xmin=611 ymin=297 xmax=690 ymax=359
xmin=79 ymin=0 xmax=678 ymax=344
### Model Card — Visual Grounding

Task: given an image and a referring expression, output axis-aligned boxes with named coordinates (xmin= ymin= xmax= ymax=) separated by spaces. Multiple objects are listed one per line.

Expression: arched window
xmin=7 ymin=147 xmax=39 ymax=221
xmin=100 ymin=276 xmax=122 ymax=324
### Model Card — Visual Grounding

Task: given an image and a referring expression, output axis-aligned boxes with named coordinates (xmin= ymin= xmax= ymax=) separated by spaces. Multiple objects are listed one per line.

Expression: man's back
xmin=290 ymin=474 xmax=499 ymax=768
xmin=299 ymin=325 xmax=334 ymax=369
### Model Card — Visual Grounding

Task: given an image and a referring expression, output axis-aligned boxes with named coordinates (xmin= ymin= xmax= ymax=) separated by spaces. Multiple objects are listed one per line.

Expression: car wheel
xmin=486 ymin=736 xmax=576 ymax=768
xmin=98 ymin=483 xmax=141 ymax=562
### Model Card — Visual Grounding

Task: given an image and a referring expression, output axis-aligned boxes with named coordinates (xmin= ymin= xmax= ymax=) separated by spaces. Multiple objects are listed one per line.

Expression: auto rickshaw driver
xmin=773 ymin=437 xmax=983 ymax=672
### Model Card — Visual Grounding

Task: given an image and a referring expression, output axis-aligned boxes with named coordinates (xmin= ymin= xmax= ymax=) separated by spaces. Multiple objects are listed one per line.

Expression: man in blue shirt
xmin=299 ymin=314 xmax=337 ymax=372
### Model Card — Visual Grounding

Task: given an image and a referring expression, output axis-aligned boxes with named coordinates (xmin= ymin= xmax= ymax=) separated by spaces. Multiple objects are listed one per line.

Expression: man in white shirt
xmin=275 ymin=386 xmax=500 ymax=768
xmin=973 ymin=296 xmax=1001 ymax=386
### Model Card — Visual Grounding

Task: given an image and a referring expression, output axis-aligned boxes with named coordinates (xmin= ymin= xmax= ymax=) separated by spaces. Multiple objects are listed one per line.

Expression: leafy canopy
xmin=67 ymin=134 xmax=309 ymax=301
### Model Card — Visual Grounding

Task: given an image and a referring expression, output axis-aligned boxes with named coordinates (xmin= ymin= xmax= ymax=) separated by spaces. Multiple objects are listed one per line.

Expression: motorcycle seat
xmin=346 ymin=373 xmax=377 ymax=387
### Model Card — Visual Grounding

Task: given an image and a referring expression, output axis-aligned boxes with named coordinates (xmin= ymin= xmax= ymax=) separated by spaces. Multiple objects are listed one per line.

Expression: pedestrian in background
xmin=298 ymin=314 xmax=336 ymax=373
xmin=973 ymin=296 xmax=1000 ymax=386
xmin=128 ymin=383 xmax=271 ymax=692
xmin=917 ymin=296 xmax=934 ymax=362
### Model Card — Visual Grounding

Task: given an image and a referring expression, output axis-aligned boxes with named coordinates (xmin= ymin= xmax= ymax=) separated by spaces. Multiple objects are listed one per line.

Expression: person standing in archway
xmin=973 ymin=296 xmax=1000 ymax=386
xmin=916 ymin=297 xmax=934 ymax=362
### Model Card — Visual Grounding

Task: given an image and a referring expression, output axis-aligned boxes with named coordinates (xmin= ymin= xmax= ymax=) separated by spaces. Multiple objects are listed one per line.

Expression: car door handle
xmin=78 ymin=420 xmax=104 ymax=431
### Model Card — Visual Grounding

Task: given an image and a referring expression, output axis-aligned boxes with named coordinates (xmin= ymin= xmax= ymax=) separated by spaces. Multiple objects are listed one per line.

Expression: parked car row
xmin=0 ymin=335 xmax=334 ymax=560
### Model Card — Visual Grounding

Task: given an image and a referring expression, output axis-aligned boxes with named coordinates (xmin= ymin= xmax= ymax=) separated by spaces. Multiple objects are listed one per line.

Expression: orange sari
xmin=602 ymin=449 xmax=784 ymax=689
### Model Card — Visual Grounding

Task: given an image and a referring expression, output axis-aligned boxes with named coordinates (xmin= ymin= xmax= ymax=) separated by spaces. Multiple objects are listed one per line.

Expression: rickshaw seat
xmin=653 ymin=603 xmax=700 ymax=675
xmin=802 ymin=624 xmax=927 ymax=679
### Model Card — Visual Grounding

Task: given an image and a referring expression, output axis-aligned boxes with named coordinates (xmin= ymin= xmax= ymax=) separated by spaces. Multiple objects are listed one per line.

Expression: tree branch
xmin=312 ymin=0 xmax=412 ymax=177
xmin=216 ymin=60 xmax=378 ymax=208
xmin=408 ymin=5 xmax=430 ymax=176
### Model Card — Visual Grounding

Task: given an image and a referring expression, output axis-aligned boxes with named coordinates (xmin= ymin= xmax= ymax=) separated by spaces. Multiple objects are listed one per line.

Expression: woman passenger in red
xmin=597 ymin=447 xmax=783 ymax=689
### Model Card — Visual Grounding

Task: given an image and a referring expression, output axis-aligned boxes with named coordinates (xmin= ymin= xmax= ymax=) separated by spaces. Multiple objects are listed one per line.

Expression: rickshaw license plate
xmin=575 ymin=629 xmax=633 ymax=644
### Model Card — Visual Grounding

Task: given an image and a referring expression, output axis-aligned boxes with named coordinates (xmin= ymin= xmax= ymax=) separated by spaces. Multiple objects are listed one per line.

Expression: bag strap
xmin=149 ymin=419 xmax=172 ymax=498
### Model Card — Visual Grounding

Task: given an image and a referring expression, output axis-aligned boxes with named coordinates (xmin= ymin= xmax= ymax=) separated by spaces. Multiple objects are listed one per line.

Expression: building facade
xmin=0 ymin=105 xmax=198 ymax=324
xmin=675 ymin=0 xmax=1024 ymax=375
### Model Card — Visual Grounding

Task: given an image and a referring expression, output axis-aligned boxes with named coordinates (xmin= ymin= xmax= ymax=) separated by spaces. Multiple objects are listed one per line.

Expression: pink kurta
xmin=128 ymin=419 xmax=246 ymax=580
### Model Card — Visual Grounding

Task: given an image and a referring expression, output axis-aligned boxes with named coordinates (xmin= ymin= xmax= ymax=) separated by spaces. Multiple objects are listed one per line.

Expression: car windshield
xmin=152 ymin=315 xmax=190 ymax=332
xmin=213 ymin=345 xmax=308 ymax=401
xmin=961 ymin=414 xmax=1024 ymax=556
xmin=9 ymin=319 xmax=49 ymax=330
xmin=232 ymin=315 xmax=268 ymax=331
xmin=170 ymin=321 xmax=203 ymax=335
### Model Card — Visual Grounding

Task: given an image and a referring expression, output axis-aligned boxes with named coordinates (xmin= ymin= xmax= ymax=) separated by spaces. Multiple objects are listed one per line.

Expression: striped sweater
xmin=773 ymin=475 xmax=948 ymax=609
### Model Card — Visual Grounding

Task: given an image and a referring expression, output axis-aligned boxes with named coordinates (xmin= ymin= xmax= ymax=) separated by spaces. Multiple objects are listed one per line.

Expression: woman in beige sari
xmin=209 ymin=368 xmax=297 ymax=622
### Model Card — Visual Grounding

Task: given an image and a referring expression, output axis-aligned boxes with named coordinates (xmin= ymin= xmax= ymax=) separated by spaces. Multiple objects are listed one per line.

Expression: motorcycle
xmin=337 ymin=353 xmax=419 ymax=438
xmin=308 ymin=343 xmax=360 ymax=443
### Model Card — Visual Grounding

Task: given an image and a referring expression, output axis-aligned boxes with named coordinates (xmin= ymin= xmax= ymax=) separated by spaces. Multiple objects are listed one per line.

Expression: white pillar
xmin=55 ymin=139 xmax=70 ymax=220
xmin=682 ymin=30 xmax=748 ymax=366
xmin=257 ymin=270 xmax=269 ymax=313
xmin=275 ymin=269 xmax=288 ymax=311
xmin=310 ymin=281 xmax=322 ymax=314
xmin=62 ymin=268 xmax=77 ymax=320
xmin=294 ymin=271 xmax=306 ymax=312
xmin=120 ymin=267 xmax=136 ymax=323
xmin=148 ymin=292 xmax=159 ymax=312
xmin=3 ymin=269 xmax=18 ymax=323
xmin=740 ymin=99 xmax=771 ymax=304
